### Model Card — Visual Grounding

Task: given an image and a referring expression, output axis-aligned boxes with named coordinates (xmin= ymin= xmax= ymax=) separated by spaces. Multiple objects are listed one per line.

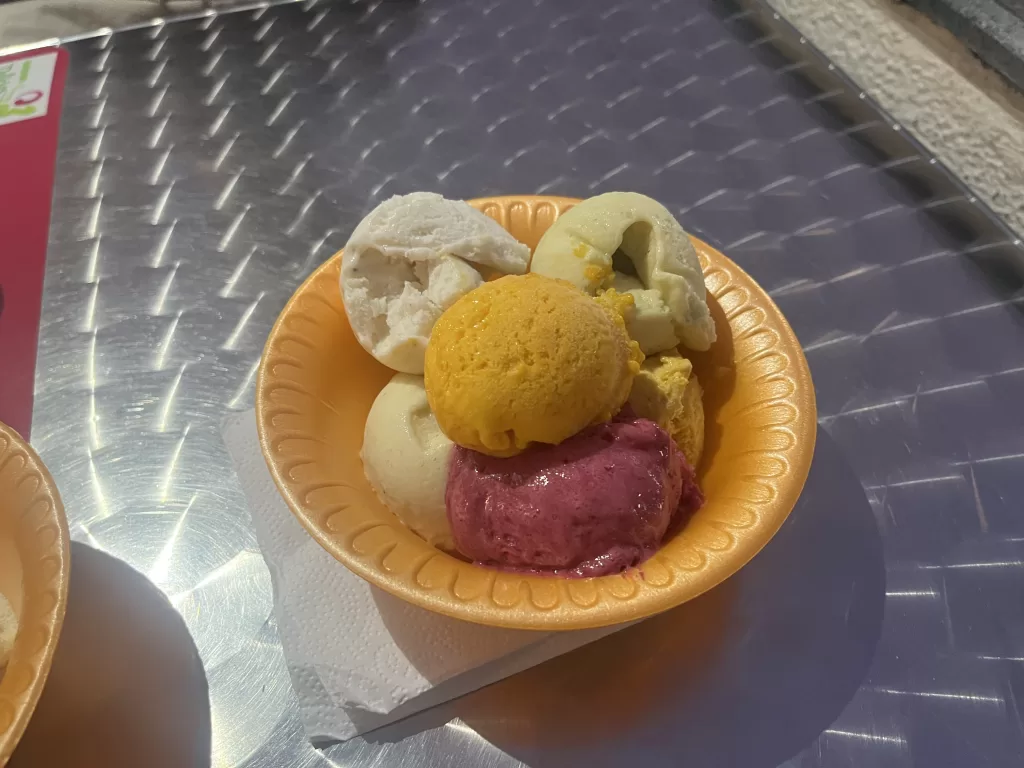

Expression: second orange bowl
xmin=0 ymin=422 xmax=70 ymax=765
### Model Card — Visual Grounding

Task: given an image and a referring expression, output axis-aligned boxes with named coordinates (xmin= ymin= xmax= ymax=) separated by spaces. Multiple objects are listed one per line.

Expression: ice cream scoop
xmin=530 ymin=191 xmax=715 ymax=354
xmin=425 ymin=274 xmax=643 ymax=457
xmin=361 ymin=373 xmax=455 ymax=550
xmin=446 ymin=409 xmax=704 ymax=576
xmin=0 ymin=590 xmax=15 ymax=670
xmin=628 ymin=350 xmax=705 ymax=468
xmin=341 ymin=192 xmax=531 ymax=374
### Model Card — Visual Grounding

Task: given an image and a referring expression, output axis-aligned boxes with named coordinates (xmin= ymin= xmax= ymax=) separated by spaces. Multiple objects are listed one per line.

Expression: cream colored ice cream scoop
xmin=0 ymin=591 xmax=16 ymax=670
xmin=628 ymin=350 xmax=705 ymax=468
xmin=342 ymin=192 xmax=530 ymax=374
xmin=530 ymin=191 xmax=715 ymax=354
xmin=361 ymin=373 xmax=454 ymax=550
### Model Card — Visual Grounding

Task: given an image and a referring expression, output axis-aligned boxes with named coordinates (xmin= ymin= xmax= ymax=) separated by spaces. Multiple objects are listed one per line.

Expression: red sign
xmin=0 ymin=46 xmax=68 ymax=439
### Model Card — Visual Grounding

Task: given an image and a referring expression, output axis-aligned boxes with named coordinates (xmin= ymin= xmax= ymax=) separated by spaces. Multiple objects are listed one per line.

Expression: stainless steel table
xmin=30 ymin=0 xmax=1024 ymax=765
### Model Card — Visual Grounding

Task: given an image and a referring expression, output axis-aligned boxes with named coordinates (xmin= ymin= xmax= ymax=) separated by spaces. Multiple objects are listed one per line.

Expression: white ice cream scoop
xmin=341 ymin=192 xmax=530 ymax=373
xmin=530 ymin=191 xmax=715 ymax=354
xmin=361 ymin=373 xmax=454 ymax=551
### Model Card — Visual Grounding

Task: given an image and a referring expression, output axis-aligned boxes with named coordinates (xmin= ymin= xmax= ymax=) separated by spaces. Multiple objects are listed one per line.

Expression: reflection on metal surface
xmin=32 ymin=0 xmax=1024 ymax=765
xmin=824 ymin=728 xmax=907 ymax=746
xmin=869 ymin=688 xmax=1004 ymax=705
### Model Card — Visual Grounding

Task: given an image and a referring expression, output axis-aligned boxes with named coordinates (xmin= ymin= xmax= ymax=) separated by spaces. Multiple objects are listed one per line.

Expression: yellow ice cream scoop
xmin=425 ymin=273 xmax=644 ymax=457
xmin=628 ymin=350 xmax=705 ymax=468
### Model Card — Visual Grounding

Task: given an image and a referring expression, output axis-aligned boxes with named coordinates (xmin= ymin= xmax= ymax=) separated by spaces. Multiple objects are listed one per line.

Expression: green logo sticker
xmin=0 ymin=52 xmax=56 ymax=128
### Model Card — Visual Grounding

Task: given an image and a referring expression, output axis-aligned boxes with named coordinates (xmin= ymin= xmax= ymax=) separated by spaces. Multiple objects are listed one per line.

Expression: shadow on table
xmin=9 ymin=543 xmax=211 ymax=768
xmin=454 ymin=426 xmax=885 ymax=768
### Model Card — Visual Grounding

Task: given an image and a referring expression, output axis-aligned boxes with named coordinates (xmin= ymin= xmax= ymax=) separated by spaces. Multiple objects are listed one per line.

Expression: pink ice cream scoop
xmin=445 ymin=409 xmax=703 ymax=577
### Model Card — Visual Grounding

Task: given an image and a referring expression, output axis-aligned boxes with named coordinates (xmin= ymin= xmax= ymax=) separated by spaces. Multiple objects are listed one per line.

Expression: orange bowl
xmin=0 ymin=422 xmax=70 ymax=765
xmin=256 ymin=195 xmax=816 ymax=630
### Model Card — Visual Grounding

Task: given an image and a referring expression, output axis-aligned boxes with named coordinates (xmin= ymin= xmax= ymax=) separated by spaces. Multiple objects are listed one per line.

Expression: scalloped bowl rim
xmin=0 ymin=422 xmax=71 ymax=764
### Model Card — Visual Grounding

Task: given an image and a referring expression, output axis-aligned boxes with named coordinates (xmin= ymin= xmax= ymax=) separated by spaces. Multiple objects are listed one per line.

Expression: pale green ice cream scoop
xmin=530 ymin=191 xmax=716 ymax=354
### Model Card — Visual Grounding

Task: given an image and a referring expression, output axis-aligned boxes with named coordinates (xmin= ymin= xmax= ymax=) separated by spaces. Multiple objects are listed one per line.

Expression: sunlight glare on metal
xmin=149 ymin=493 xmax=199 ymax=587
xmin=159 ymin=424 xmax=191 ymax=502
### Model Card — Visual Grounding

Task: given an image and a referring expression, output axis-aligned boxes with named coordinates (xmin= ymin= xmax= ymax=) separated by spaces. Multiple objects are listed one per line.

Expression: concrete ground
xmin=0 ymin=0 xmax=173 ymax=47
xmin=767 ymin=0 xmax=1024 ymax=237
xmin=1 ymin=0 xmax=1022 ymax=237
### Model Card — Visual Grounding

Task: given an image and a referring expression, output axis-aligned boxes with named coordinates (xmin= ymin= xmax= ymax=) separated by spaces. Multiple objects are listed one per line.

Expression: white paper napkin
xmin=222 ymin=410 xmax=631 ymax=744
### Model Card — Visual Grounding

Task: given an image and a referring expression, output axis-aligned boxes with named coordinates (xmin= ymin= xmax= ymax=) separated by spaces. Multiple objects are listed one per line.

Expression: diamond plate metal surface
xmin=29 ymin=0 xmax=1024 ymax=766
